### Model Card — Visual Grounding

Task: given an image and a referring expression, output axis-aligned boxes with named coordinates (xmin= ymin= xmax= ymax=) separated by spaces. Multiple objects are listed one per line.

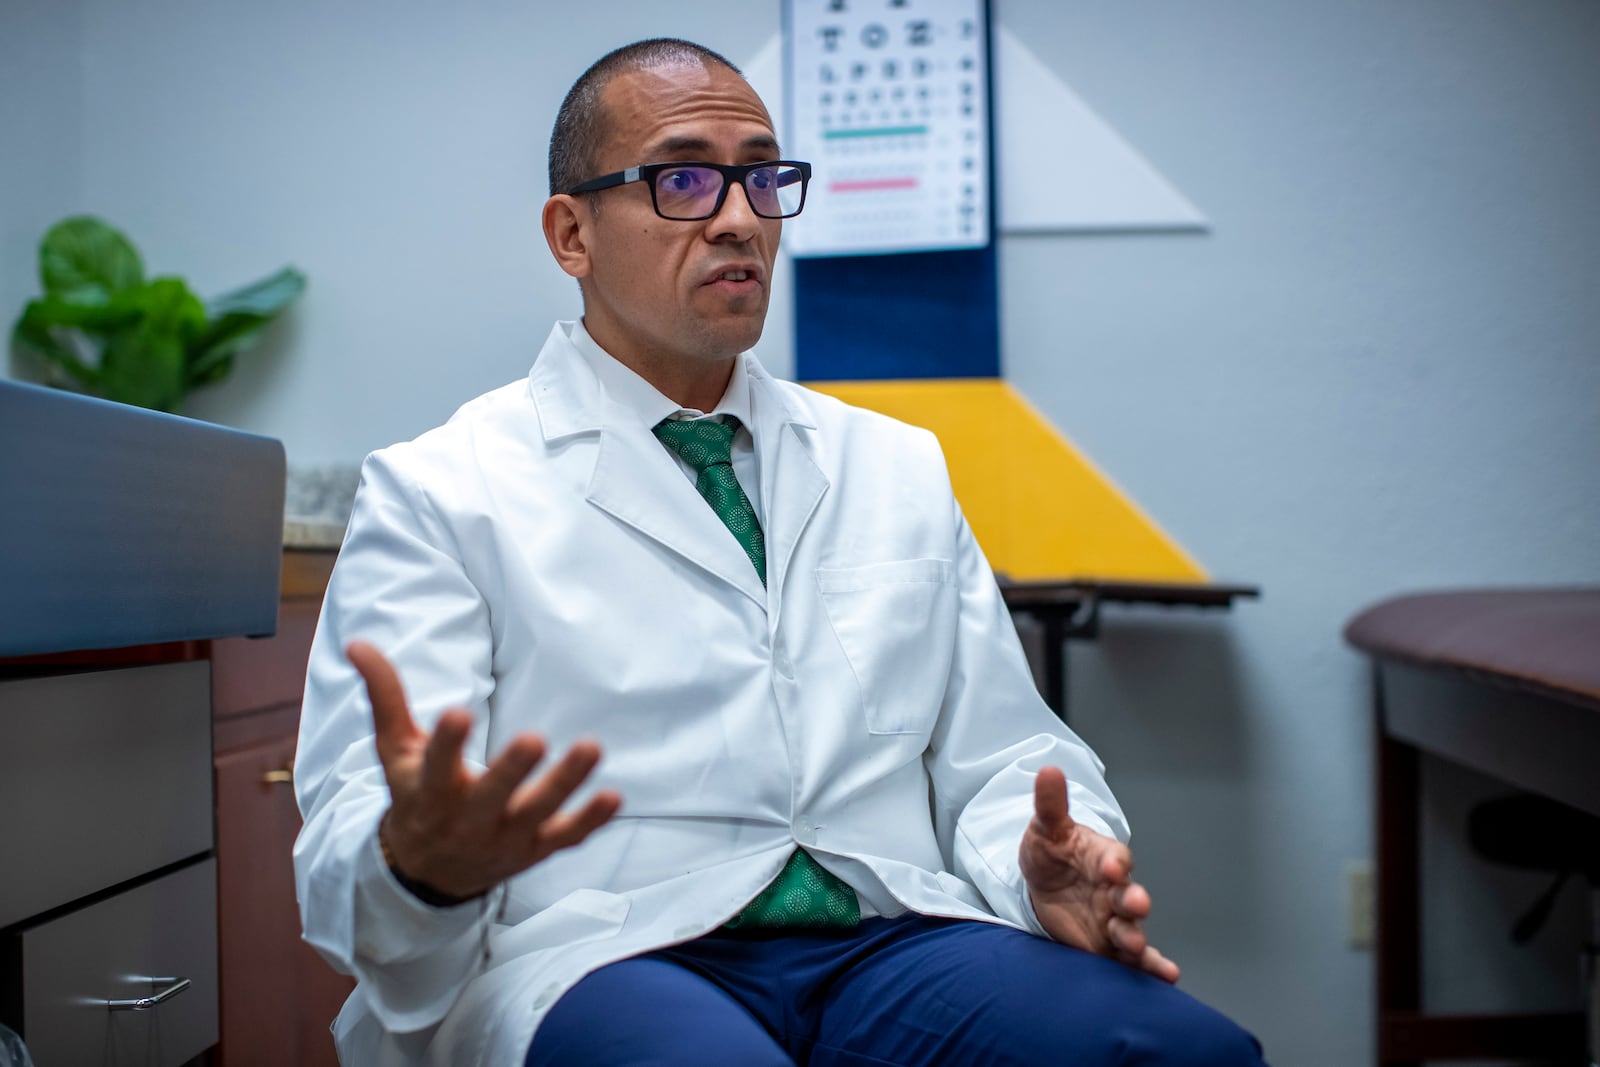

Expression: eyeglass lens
xmin=654 ymin=165 xmax=806 ymax=219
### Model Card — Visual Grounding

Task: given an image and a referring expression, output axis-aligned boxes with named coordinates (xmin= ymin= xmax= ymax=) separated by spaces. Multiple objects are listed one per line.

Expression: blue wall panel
xmin=793 ymin=245 xmax=1000 ymax=381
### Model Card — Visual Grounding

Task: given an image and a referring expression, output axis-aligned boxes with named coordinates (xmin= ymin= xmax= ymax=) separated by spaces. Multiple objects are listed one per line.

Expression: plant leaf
xmin=101 ymin=327 xmax=186 ymax=412
xmin=189 ymin=266 xmax=306 ymax=385
xmin=205 ymin=266 xmax=307 ymax=319
xmin=142 ymin=276 xmax=207 ymax=342
xmin=189 ymin=352 xmax=234 ymax=387
xmin=10 ymin=306 xmax=100 ymax=390
xmin=14 ymin=290 xmax=147 ymax=333
xmin=39 ymin=216 xmax=145 ymax=303
xmin=96 ymin=280 xmax=204 ymax=412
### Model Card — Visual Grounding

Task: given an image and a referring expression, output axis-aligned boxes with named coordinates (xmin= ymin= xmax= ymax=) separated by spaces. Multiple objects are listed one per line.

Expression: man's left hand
xmin=1019 ymin=766 xmax=1181 ymax=984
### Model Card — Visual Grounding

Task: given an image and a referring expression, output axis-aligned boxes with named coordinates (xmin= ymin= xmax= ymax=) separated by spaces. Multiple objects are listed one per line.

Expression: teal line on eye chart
xmin=822 ymin=125 xmax=930 ymax=139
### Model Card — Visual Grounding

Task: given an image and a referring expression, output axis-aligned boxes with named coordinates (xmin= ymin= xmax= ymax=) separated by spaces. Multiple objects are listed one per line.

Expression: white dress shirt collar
xmin=566 ymin=319 xmax=755 ymax=432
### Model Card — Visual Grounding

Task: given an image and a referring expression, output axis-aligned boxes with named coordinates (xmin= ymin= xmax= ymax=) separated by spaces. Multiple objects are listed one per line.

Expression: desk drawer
xmin=11 ymin=858 xmax=218 ymax=1066
xmin=0 ymin=662 xmax=212 ymax=927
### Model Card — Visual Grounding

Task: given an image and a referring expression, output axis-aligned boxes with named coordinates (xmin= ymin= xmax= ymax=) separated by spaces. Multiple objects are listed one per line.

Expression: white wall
xmin=9 ymin=3 xmax=1600 ymax=1063
xmin=0 ymin=0 xmax=84 ymax=346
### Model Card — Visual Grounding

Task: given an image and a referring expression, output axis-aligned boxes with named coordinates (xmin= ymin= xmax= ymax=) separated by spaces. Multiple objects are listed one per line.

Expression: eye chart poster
xmin=784 ymin=0 xmax=991 ymax=257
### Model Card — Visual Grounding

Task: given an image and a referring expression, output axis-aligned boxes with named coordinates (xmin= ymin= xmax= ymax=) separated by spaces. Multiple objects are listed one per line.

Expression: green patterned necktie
xmin=652 ymin=416 xmax=860 ymax=931
xmin=652 ymin=417 xmax=766 ymax=582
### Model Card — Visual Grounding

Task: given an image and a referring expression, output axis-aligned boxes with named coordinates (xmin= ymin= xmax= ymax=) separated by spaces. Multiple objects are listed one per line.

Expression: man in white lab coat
xmin=293 ymin=37 xmax=1265 ymax=1067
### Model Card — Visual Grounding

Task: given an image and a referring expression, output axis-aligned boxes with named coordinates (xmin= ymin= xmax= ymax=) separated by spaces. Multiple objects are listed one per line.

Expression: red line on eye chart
xmin=828 ymin=177 xmax=919 ymax=194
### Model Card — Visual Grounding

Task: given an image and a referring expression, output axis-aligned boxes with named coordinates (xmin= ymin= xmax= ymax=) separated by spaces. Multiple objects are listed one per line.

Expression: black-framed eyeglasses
xmin=567 ymin=160 xmax=812 ymax=220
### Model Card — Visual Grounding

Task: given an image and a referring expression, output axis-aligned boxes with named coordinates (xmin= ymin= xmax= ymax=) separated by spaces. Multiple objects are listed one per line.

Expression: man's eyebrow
xmin=643 ymin=134 xmax=783 ymax=159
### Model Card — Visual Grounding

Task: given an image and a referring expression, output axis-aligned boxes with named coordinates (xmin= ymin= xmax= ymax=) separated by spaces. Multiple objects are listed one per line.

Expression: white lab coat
xmin=293 ymin=322 xmax=1127 ymax=1066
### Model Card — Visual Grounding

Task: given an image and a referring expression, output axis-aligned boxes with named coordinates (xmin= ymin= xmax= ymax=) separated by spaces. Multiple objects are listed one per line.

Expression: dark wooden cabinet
xmin=211 ymin=574 xmax=352 ymax=1067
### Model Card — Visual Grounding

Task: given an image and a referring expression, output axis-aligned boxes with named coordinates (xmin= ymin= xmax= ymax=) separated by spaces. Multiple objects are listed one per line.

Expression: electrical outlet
xmin=1348 ymin=860 xmax=1375 ymax=949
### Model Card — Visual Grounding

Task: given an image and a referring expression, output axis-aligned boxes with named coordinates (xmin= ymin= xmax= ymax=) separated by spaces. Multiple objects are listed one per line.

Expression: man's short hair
xmin=548 ymin=38 xmax=744 ymax=202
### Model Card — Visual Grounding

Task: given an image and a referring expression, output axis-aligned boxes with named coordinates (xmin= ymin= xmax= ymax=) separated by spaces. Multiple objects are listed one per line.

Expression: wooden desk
xmin=1345 ymin=588 xmax=1600 ymax=1065
xmin=0 ymin=379 xmax=284 ymax=1066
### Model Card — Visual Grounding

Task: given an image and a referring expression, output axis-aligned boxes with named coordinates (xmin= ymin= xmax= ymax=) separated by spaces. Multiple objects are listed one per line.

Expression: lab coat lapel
xmin=586 ymin=424 xmax=767 ymax=607
xmin=747 ymin=360 xmax=827 ymax=622
xmin=527 ymin=327 xmax=765 ymax=609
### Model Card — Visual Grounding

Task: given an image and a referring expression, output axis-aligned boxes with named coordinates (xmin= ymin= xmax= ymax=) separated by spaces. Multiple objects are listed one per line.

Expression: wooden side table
xmin=1345 ymin=588 xmax=1600 ymax=1065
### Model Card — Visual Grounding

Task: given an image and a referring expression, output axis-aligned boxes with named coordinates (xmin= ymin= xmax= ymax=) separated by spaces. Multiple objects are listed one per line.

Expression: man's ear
xmin=542 ymin=194 xmax=592 ymax=280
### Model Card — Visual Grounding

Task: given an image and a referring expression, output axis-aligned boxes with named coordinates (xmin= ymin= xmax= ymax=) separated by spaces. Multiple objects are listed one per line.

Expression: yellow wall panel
xmin=809 ymin=379 xmax=1206 ymax=582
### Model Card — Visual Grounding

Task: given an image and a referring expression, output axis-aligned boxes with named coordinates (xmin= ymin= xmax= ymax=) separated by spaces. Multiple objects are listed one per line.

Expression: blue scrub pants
xmin=525 ymin=915 xmax=1266 ymax=1066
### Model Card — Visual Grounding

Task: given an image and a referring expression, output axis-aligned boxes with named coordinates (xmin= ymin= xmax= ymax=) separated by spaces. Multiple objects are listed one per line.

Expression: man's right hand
xmin=347 ymin=640 xmax=622 ymax=903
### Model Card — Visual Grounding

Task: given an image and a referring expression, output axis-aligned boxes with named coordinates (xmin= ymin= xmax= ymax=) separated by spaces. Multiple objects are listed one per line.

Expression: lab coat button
xmin=794 ymin=817 xmax=816 ymax=846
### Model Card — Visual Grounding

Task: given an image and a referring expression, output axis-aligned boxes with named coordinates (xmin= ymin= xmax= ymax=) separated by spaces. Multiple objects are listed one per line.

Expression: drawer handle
xmin=107 ymin=976 xmax=191 ymax=1012
xmin=262 ymin=765 xmax=294 ymax=786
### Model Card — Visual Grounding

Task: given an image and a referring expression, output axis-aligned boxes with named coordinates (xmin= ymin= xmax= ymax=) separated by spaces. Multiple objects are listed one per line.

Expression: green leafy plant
xmin=10 ymin=216 xmax=306 ymax=413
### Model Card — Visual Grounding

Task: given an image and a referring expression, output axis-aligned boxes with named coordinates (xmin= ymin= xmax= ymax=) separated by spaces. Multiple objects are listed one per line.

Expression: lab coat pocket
xmin=817 ymin=558 xmax=957 ymax=735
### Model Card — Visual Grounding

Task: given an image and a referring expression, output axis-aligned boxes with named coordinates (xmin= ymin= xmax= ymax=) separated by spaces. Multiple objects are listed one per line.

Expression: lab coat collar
xmin=525 ymin=322 xmax=606 ymax=441
xmin=525 ymin=322 xmax=817 ymax=439
xmin=525 ymin=322 xmax=822 ymax=610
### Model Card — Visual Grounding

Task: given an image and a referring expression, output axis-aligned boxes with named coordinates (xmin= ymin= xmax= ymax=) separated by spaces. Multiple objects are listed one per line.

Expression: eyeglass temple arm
xmin=567 ymin=166 xmax=641 ymax=195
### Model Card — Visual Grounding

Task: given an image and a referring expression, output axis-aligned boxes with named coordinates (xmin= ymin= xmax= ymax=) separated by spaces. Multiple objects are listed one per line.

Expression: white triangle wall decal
xmin=994 ymin=25 xmax=1208 ymax=234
